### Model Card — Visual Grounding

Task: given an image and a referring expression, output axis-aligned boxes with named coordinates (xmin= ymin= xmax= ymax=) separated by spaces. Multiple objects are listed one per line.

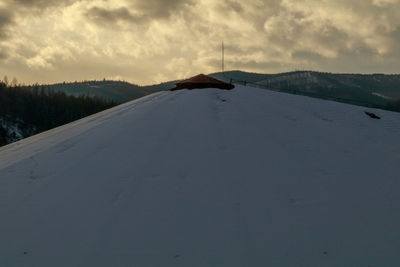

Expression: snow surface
xmin=1 ymin=85 xmax=400 ymax=266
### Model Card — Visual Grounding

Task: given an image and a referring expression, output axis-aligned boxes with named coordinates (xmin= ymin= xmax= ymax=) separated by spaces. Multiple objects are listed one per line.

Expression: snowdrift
xmin=1 ymin=85 xmax=400 ymax=266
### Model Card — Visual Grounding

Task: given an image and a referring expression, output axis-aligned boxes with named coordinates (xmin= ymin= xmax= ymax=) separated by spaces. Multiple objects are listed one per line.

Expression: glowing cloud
xmin=0 ymin=0 xmax=399 ymax=85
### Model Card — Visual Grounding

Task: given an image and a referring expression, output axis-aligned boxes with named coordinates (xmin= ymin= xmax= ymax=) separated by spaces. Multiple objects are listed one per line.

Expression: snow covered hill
xmin=211 ymin=71 xmax=400 ymax=112
xmin=1 ymin=85 xmax=400 ymax=266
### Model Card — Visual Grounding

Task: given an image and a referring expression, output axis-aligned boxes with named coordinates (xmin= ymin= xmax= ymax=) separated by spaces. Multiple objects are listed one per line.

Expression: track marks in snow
xmin=28 ymin=156 xmax=46 ymax=181
xmin=55 ymin=139 xmax=79 ymax=154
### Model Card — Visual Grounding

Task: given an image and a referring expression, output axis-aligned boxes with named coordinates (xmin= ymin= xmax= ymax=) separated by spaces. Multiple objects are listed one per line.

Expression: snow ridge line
xmin=0 ymin=92 xmax=168 ymax=170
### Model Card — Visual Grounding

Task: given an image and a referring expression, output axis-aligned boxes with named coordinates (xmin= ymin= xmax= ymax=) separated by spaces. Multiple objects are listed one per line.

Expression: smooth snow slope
xmin=1 ymin=86 xmax=400 ymax=266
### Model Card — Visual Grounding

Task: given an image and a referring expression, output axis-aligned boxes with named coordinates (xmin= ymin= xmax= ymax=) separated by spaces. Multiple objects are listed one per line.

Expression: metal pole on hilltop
xmin=222 ymin=41 xmax=225 ymax=75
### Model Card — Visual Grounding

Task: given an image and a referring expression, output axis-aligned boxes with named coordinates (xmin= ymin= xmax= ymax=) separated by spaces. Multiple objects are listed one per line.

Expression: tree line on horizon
xmin=0 ymin=80 xmax=117 ymax=146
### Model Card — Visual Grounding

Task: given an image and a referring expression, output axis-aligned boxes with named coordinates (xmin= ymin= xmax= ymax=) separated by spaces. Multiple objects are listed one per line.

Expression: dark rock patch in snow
xmin=365 ymin=111 xmax=380 ymax=119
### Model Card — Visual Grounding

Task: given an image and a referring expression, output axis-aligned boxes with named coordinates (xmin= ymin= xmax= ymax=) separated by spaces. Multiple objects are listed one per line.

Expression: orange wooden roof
xmin=176 ymin=74 xmax=229 ymax=85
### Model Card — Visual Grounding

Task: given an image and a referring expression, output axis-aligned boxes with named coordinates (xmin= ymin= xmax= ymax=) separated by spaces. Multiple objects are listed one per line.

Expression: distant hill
xmin=0 ymin=79 xmax=178 ymax=146
xmin=45 ymin=80 xmax=177 ymax=103
xmin=43 ymin=71 xmax=400 ymax=111
xmin=142 ymin=81 xmax=178 ymax=91
xmin=210 ymin=71 xmax=400 ymax=112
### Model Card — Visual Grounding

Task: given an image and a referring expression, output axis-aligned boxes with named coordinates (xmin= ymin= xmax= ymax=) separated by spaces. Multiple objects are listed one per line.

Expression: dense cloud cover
xmin=0 ymin=0 xmax=399 ymax=84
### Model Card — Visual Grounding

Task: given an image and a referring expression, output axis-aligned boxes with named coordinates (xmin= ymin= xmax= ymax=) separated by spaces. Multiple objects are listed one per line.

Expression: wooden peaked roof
xmin=171 ymin=74 xmax=234 ymax=91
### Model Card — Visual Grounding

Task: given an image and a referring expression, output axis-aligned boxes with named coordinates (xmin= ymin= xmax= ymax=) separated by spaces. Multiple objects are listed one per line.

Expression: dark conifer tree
xmin=0 ymin=82 xmax=116 ymax=146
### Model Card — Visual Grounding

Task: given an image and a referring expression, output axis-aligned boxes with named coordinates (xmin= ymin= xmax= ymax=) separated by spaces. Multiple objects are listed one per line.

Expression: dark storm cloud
xmin=230 ymin=60 xmax=286 ymax=71
xmin=262 ymin=1 xmax=395 ymax=59
xmin=246 ymin=0 xmax=282 ymax=30
xmin=292 ymin=50 xmax=325 ymax=62
xmin=132 ymin=0 xmax=193 ymax=19
xmin=12 ymin=0 xmax=77 ymax=8
xmin=314 ymin=25 xmax=349 ymax=49
xmin=391 ymin=26 xmax=400 ymax=42
xmin=86 ymin=7 xmax=143 ymax=25
xmin=292 ymin=46 xmax=384 ymax=73
xmin=0 ymin=7 xmax=14 ymax=40
xmin=86 ymin=0 xmax=193 ymax=26
xmin=3 ymin=0 xmax=78 ymax=18
xmin=0 ymin=47 xmax=9 ymax=60
xmin=225 ymin=0 xmax=244 ymax=13
xmin=0 ymin=8 xmax=13 ymax=26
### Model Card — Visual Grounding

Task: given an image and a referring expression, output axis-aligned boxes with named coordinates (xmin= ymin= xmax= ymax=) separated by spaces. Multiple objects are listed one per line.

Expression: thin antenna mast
xmin=222 ymin=41 xmax=224 ymax=74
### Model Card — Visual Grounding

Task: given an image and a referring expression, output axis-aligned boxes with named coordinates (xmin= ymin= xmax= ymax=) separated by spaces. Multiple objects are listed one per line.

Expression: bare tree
xmin=3 ymin=75 xmax=8 ymax=86
xmin=11 ymin=77 xmax=18 ymax=87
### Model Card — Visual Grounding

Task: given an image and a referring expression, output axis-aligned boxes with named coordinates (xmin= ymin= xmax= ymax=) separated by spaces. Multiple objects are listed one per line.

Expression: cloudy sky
xmin=0 ymin=0 xmax=399 ymax=85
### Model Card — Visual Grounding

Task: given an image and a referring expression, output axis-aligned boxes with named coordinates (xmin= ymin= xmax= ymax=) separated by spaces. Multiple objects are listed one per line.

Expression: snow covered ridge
xmin=1 ymin=86 xmax=400 ymax=266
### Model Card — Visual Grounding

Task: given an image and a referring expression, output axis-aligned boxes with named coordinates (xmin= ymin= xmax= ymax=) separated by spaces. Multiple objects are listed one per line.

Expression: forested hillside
xmin=46 ymin=80 xmax=175 ymax=103
xmin=0 ymin=82 xmax=116 ymax=146
xmin=211 ymin=71 xmax=400 ymax=112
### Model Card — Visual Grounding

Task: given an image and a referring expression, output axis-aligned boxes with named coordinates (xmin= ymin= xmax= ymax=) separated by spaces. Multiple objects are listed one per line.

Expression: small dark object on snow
xmin=216 ymin=95 xmax=227 ymax=102
xmin=365 ymin=111 xmax=380 ymax=119
xmin=174 ymin=254 xmax=181 ymax=258
xmin=23 ymin=251 xmax=28 ymax=255
xmin=323 ymin=251 xmax=328 ymax=255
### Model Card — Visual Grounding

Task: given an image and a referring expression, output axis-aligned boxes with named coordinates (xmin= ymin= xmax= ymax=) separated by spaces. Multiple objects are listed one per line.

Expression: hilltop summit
xmin=1 ymin=85 xmax=400 ymax=266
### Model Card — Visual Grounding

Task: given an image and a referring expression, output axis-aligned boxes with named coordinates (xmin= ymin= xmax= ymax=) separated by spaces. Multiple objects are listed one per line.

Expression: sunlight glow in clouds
xmin=0 ymin=0 xmax=399 ymax=85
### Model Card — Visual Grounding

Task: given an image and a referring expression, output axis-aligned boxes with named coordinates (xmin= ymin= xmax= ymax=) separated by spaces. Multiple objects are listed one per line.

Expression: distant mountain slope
xmin=46 ymin=80 xmax=177 ymax=103
xmin=44 ymin=71 xmax=400 ymax=111
xmin=1 ymin=86 xmax=400 ymax=266
xmin=211 ymin=70 xmax=268 ymax=83
xmin=0 ymin=80 xmax=177 ymax=146
xmin=142 ymin=80 xmax=178 ymax=92
xmin=210 ymin=71 xmax=400 ymax=111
